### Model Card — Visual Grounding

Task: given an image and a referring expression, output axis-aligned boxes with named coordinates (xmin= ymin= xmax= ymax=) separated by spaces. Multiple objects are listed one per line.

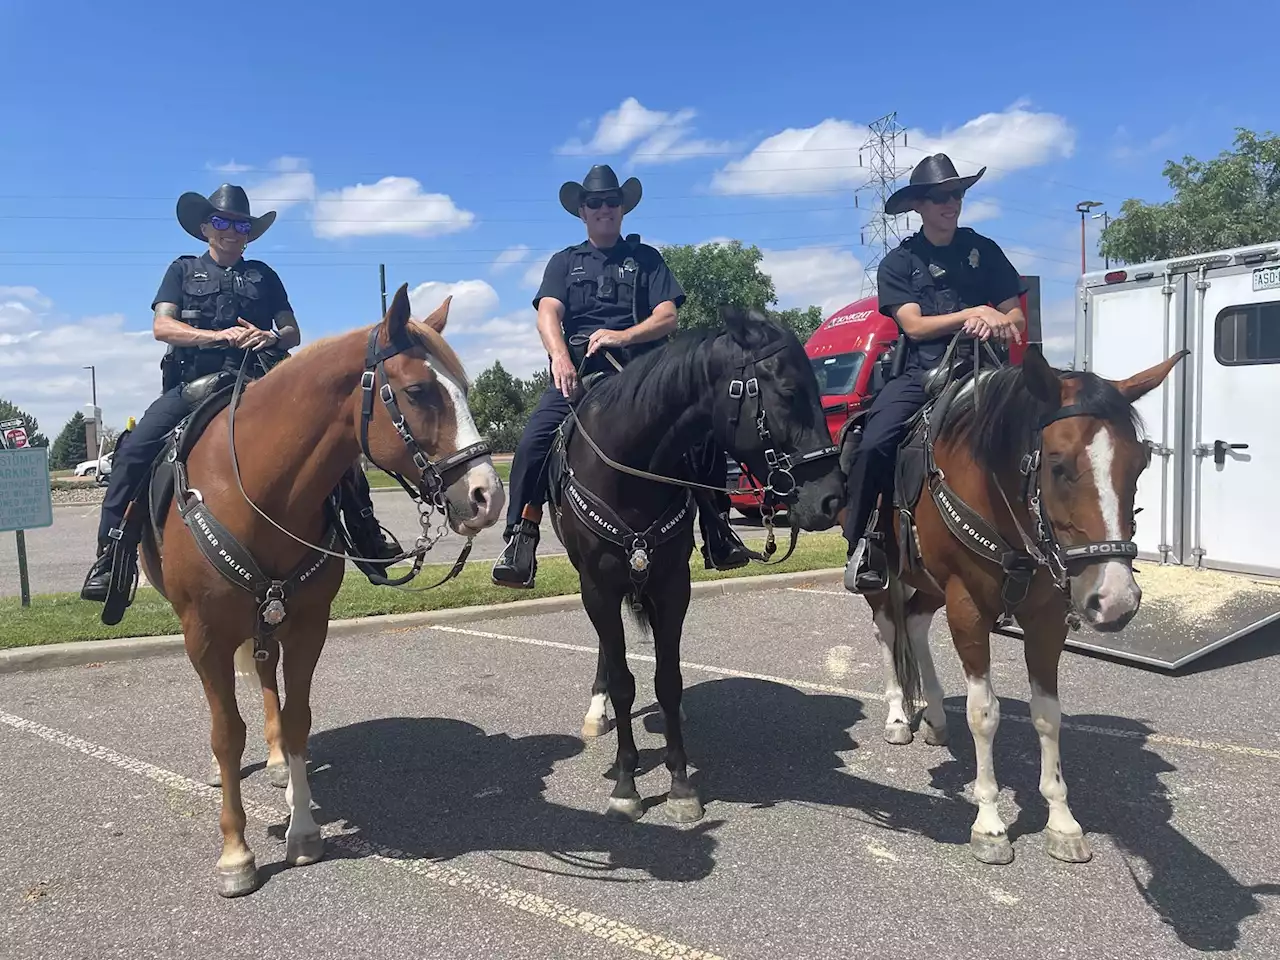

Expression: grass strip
xmin=0 ymin=533 xmax=846 ymax=649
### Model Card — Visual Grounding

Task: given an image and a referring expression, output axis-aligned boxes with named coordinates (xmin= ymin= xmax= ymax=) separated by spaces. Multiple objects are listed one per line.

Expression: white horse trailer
xmin=1062 ymin=240 xmax=1280 ymax=668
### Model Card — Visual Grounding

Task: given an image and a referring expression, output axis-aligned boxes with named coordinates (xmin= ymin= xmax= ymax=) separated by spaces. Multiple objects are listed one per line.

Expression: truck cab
xmin=728 ymin=280 xmax=1040 ymax=517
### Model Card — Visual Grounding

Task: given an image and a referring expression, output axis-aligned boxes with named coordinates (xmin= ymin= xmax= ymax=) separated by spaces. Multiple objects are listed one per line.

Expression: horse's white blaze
xmin=431 ymin=361 xmax=505 ymax=530
xmin=872 ymin=608 xmax=909 ymax=730
xmin=1029 ymin=682 xmax=1083 ymax=839
xmin=284 ymin=753 xmax=318 ymax=842
xmin=966 ymin=673 xmax=1006 ymax=838
xmin=1082 ymin=427 xmax=1140 ymax=623
xmin=905 ymin=611 xmax=946 ymax=736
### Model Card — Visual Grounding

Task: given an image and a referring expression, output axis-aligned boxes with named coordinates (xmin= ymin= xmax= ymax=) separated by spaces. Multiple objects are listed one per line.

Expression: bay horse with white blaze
xmin=136 ymin=284 xmax=504 ymax=897
xmin=547 ymin=306 xmax=845 ymax=823
xmin=859 ymin=339 xmax=1186 ymax=865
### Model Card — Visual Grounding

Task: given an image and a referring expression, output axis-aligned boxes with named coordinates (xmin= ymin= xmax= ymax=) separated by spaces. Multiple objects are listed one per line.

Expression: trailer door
xmin=1085 ymin=277 xmax=1185 ymax=563
xmin=1191 ymin=265 xmax=1280 ymax=576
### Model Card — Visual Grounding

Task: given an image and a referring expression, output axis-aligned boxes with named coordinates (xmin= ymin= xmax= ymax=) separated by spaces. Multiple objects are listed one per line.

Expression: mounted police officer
xmin=843 ymin=153 xmax=1027 ymax=594
xmin=80 ymin=184 xmax=397 ymax=602
xmin=491 ymin=164 xmax=753 ymax=589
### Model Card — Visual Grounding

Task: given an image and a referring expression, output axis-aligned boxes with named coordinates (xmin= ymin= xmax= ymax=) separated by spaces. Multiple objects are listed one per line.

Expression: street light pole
xmin=1092 ymin=210 xmax=1111 ymax=269
xmin=83 ymin=364 xmax=97 ymax=407
xmin=1076 ymin=200 xmax=1102 ymax=274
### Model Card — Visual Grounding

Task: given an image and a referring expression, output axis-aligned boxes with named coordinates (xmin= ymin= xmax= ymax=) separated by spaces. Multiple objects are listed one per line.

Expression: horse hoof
xmin=606 ymin=796 xmax=644 ymax=822
xmin=1045 ymin=829 xmax=1092 ymax=863
xmin=665 ymin=796 xmax=704 ymax=823
xmin=884 ymin=722 xmax=913 ymax=745
xmin=581 ymin=717 xmax=610 ymax=739
xmin=921 ymin=720 xmax=949 ymax=747
xmin=209 ymin=768 xmax=221 ymax=788
xmin=216 ymin=859 xmax=259 ymax=898
xmin=286 ymin=832 xmax=325 ymax=866
xmin=969 ymin=831 xmax=1014 ymax=865
xmin=266 ymin=763 xmax=290 ymax=789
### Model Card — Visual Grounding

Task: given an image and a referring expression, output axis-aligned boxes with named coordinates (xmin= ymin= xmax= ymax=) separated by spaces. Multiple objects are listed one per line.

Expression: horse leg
xmin=647 ymin=579 xmax=702 ymax=823
xmin=905 ymin=592 xmax=948 ymax=746
xmin=1019 ymin=605 xmax=1092 ymax=863
xmin=188 ymin=627 xmax=259 ymax=897
xmin=582 ymin=584 xmax=642 ymax=821
xmin=581 ymin=641 xmax=611 ymax=739
xmin=254 ymin=641 xmax=291 ymax=788
xmin=946 ymin=577 xmax=1013 ymax=865
xmin=869 ymin=589 xmax=912 ymax=745
xmin=279 ymin=622 xmax=327 ymax=867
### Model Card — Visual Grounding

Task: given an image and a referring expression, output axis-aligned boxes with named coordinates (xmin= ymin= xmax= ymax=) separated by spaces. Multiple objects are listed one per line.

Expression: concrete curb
xmin=0 ymin=567 xmax=845 ymax=675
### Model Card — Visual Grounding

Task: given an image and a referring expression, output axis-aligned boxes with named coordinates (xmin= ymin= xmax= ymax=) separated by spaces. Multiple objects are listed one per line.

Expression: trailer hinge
xmin=1193 ymin=443 xmax=1211 ymax=458
xmin=1152 ymin=443 xmax=1173 ymax=458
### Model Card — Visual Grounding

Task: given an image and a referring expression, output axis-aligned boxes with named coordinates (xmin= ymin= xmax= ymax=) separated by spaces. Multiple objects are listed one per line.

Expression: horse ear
xmin=422 ymin=295 xmax=451 ymax=334
xmin=1019 ymin=342 xmax=1062 ymax=405
xmin=721 ymin=304 xmax=771 ymax=349
xmin=1109 ymin=349 xmax=1189 ymax=403
xmin=382 ymin=283 xmax=412 ymax=340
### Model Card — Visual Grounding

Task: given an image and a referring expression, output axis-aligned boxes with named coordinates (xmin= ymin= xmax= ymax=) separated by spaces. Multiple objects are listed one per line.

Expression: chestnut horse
xmin=860 ymin=342 xmax=1185 ymax=865
xmin=137 ymin=284 xmax=504 ymax=897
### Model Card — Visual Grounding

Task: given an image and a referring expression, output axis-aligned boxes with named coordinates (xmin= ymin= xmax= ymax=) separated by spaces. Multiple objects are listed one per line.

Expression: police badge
xmin=968 ymin=248 xmax=980 ymax=269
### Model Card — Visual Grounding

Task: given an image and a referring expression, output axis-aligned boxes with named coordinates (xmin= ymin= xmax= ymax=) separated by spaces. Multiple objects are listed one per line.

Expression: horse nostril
xmin=1085 ymin=593 xmax=1102 ymax=615
xmin=472 ymin=487 xmax=489 ymax=510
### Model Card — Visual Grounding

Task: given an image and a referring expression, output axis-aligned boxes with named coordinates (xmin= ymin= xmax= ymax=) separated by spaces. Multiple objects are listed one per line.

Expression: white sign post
xmin=0 ymin=440 xmax=53 ymax=607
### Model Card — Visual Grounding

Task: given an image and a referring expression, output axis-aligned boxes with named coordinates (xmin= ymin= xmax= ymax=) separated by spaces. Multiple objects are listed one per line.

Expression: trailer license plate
xmin=1253 ymin=265 xmax=1280 ymax=292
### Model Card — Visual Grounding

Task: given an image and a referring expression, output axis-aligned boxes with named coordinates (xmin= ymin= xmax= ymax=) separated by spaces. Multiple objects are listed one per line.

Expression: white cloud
xmin=711 ymin=101 xmax=1075 ymax=197
xmin=558 ymin=96 xmax=735 ymax=165
xmin=522 ymin=253 xmax=553 ymax=291
xmin=1039 ymin=297 xmax=1077 ymax=368
xmin=312 ymin=176 xmax=475 ymax=239
xmin=208 ymin=160 xmax=253 ymax=174
xmin=406 ymin=279 xmax=501 ymax=332
xmin=0 ymin=290 xmax=166 ymax=434
xmin=759 ymin=246 xmax=867 ymax=317
xmin=0 ymin=286 xmax=53 ymax=310
xmin=245 ymin=156 xmax=317 ymax=213
xmin=491 ymin=245 xmax=531 ymax=273
xmin=455 ymin=315 xmax=546 ymax=380
xmin=959 ymin=198 xmax=1001 ymax=224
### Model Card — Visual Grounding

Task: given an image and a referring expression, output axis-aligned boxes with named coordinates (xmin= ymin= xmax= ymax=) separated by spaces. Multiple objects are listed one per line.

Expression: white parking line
xmin=0 ymin=709 xmax=726 ymax=960
xmin=426 ymin=625 xmax=1280 ymax=762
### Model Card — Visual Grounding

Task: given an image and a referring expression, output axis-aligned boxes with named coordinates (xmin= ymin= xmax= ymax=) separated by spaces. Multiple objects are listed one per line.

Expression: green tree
xmin=1100 ymin=128 xmax=1280 ymax=265
xmin=516 ymin=368 xmax=551 ymax=410
xmin=49 ymin=411 xmax=88 ymax=469
xmin=772 ymin=305 xmax=826 ymax=343
xmin=658 ymin=240 xmax=779 ymax=332
xmin=0 ymin=398 xmax=49 ymax=447
xmin=468 ymin=361 xmax=528 ymax=454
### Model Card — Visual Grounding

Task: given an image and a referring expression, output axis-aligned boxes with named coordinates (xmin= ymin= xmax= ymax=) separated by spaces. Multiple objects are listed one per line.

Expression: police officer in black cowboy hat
xmin=80 ymin=184 xmax=398 ymax=602
xmin=491 ymin=164 xmax=753 ymax=588
xmin=842 ymin=153 xmax=1027 ymax=594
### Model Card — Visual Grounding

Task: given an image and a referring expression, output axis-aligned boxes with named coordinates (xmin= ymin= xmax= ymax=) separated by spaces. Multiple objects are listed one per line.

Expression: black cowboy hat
xmin=884 ymin=153 xmax=987 ymax=216
xmin=559 ymin=164 xmax=642 ymax=217
xmin=175 ymin=183 xmax=277 ymax=242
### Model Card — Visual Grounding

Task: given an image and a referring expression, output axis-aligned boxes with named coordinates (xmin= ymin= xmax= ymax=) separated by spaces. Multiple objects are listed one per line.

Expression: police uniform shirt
xmin=534 ymin=239 xmax=686 ymax=346
xmin=876 ymin=227 xmax=1025 ymax=370
xmin=153 ymin=251 xmax=292 ymax=371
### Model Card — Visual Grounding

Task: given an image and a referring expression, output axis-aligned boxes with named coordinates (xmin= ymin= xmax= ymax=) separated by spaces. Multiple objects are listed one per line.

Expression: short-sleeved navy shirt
xmin=877 ymin=227 xmax=1025 ymax=370
xmin=152 ymin=251 xmax=292 ymax=331
xmin=534 ymin=238 xmax=686 ymax=348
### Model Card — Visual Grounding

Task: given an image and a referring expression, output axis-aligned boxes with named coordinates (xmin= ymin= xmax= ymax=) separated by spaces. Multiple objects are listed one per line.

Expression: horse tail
xmin=622 ymin=593 xmax=652 ymax=646
xmin=888 ymin=575 xmax=921 ymax=720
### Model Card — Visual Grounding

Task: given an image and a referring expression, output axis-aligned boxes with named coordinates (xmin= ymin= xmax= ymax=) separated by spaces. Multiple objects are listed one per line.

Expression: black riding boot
xmin=695 ymin=491 xmax=753 ymax=571
xmin=80 ymin=541 xmax=113 ymax=602
xmin=492 ymin=517 xmax=540 ymax=588
xmin=341 ymin=469 xmax=402 ymax=576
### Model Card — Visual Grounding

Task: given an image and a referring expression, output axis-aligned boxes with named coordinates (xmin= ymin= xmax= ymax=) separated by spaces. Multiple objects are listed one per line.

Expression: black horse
xmin=545 ymin=306 xmax=846 ymax=823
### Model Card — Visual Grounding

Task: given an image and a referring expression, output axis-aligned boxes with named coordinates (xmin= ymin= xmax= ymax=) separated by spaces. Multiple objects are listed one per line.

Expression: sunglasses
xmin=583 ymin=195 xmax=622 ymax=209
xmin=208 ymin=215 xmax=253 ymax=235
xmin=925 ymin=188 xmax=965 ymax=205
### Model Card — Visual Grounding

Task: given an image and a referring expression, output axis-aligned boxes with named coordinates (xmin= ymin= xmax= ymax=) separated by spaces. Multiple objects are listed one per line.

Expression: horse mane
xmin=581 ymin=329 xmax=719 ymax=416
xmin=936 ymin=364 xmax=1146 ymax=471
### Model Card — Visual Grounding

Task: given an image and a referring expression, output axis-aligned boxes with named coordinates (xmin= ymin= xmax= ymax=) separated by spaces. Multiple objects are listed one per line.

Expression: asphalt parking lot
xmin=2 ymin=586 xmax=1278 ymax=959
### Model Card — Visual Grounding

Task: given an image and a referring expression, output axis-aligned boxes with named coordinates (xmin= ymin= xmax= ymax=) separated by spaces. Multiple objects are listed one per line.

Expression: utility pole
xmin=379 ymin=263 xmax=387 ymax=315
xmin=1076 ymin=200 xmax=1102 ymax=274
xmin=1092 ymin=210 xmax=1111 ymax=269
xmin=855 ymin=112 xmax=911 ymax=296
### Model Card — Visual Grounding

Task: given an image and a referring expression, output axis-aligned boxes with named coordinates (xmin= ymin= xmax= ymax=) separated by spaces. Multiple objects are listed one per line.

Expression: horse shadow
xmin=925 ymin=700 xmax=1280 ymax=953
xmin=281 ymin=716 xmax=719 ymax=888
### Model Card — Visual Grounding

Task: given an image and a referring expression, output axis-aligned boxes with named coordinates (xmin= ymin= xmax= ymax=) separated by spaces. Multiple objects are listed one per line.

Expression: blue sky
xmin=0 ymin=0 xmax=1271 ymax=435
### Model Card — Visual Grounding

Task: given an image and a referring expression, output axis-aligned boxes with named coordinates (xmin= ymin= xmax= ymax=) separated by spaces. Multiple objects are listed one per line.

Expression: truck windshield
xmin=809 ymin=351 xmax=864 ymax=396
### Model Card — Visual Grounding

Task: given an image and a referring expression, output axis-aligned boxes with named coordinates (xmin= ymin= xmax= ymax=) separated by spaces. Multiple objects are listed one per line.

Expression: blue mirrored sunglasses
xmin=208 ymin=215 xmax=252 ymax=235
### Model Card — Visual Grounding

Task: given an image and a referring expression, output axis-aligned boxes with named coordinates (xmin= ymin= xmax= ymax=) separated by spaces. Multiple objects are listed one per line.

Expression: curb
xmin=0 ymin=567 xmax=845 ymax=674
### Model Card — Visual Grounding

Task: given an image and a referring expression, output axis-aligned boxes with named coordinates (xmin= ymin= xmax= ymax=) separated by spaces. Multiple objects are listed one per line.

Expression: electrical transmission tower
xmin=855 ymin=112 xmax=912 ymax=295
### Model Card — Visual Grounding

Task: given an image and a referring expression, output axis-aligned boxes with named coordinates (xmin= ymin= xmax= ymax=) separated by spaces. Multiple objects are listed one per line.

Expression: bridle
xmin=224 ymin=324 xmax=493 ymax=592
xmin=564 ymin=333 xmax=839 ymax=563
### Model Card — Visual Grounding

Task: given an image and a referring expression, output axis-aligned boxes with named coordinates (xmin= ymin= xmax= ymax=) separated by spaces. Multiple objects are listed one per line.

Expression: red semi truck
xmin=728 ymin=278 xmax=1042 ymax=518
